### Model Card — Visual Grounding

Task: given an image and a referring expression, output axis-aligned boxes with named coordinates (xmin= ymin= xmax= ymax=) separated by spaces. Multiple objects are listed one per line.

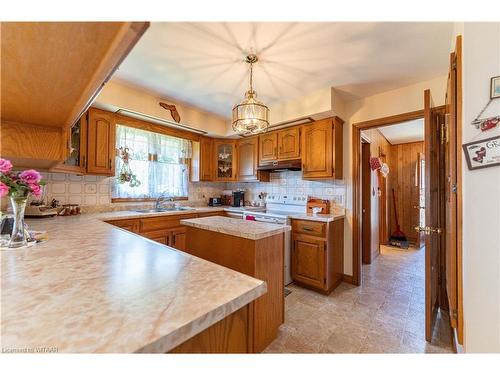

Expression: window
xmin=112 ymin=125 xmax=192 ymax=200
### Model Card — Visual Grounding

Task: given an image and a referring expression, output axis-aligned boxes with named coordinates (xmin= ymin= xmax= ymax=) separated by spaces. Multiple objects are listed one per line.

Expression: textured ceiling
xmin=378 ymin=118 xmax=424 ymax=145
xmin=115 ymin=22 xmax=453 ymax=118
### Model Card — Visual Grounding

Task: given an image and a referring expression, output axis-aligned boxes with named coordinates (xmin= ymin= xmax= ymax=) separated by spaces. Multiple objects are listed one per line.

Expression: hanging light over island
xmin=232 ymin=54 xmax=270 ymax=135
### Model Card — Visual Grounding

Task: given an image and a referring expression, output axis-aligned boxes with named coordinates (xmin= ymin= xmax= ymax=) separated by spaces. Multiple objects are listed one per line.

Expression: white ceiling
xmin=115 ymin=22 xmax=453 ymax=118
xmin=378 ymin=118 xmax=424 ymax=145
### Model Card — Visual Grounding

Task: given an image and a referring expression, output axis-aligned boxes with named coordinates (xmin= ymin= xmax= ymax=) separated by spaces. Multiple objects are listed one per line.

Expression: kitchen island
xmin=181 ymin=216 xmax=291 ymax=352
xmin=1 ymin=211 xmax=267 ymax=353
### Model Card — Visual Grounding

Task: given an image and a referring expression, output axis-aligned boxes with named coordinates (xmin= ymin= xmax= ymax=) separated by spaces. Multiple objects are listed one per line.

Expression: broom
xmin=389 ymin=188 xmax=408 ymax=247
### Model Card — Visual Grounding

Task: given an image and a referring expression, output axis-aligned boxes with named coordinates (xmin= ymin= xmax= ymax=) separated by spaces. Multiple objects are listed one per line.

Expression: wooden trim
xmin=114 ymin=113 xmax=202 ymax=142
xmin=342 ymin=274 xmax=354 ymax=284
xmin=455 ymin=35 xmax=464 ymax=346
xmin=352 ymin=109 xmax=426 ymax=286
xmin=111 ymin=197 xmax=188 ymax=203
xmin=353 ymin=109 xmax=424 ymax=130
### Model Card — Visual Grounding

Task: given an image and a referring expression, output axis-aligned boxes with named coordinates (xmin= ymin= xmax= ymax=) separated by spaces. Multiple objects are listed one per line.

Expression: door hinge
xmin=451 ymin=183 xmax=457 ymax=193
xmin=452 ymin=309 xmax=458 ymax=320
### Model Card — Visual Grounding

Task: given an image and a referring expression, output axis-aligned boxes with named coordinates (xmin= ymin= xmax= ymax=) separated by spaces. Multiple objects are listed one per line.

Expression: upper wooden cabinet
xmin=236 ymin=136 xmax=270 ymax=182
xmin=302 ymin=117 xmax=343 ymax=179
xmin=50 ymin=115 xmax=88 ymax=174
xmin=259 ymin=132 xmax=278 ymax=164
xmin=258 ymin=127 xmax=302 ymax=166
xmin=199 ymin=137 xmax=214 ymax=181
xmin=214 ymin=140 xmax=237 ymax=181
xmin=87 ymin=108 xmax=116 ymax=176
xmin=278 ymin=127 xmax=301 ymax=160
xmin=0 ymin=22 xmax=148 ymax=168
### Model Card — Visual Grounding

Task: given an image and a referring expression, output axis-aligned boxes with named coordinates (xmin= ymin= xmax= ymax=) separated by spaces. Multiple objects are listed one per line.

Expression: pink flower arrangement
xmin=0 ymin=159 xmax=46 ymax=199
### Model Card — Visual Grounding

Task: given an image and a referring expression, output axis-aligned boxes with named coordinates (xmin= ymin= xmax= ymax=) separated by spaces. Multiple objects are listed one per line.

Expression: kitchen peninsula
xmin=1 ymin=211 xmax=268 ymax=353
xmin=181 ymin=216 xmax=291 ymax=352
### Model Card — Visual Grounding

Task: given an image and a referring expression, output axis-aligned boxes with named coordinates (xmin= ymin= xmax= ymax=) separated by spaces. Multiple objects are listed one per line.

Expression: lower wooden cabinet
xmin=292 ymin=234 xmax=326 ymax=290
xmin=105 ymin=218 xmax=139 ymax=233
xmin=291 ymin=218 xmax=344 ymax=294
xmin=171 ymin=227 xmax=186 ymax=251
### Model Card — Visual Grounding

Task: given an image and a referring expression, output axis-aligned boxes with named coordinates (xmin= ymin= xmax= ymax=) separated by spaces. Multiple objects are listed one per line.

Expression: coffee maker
xmin=232 ymin=191 xmax=245 ymax=207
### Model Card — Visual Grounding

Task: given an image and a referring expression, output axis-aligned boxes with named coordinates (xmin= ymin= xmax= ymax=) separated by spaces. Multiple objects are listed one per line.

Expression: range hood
xmin=257 ymin=159 xmax=302 ymax=172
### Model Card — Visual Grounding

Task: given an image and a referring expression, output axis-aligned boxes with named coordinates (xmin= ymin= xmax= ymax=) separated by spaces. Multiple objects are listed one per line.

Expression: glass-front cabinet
xmin=214 ymin=140 xmax=236 ymax=181
xmin=50 ymin=114 xmax=87 ymax=174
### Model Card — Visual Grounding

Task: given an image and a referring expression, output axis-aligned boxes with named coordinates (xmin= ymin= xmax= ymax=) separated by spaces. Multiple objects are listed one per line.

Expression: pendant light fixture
xmin=232 ymin=54 xmax=269 ymax=135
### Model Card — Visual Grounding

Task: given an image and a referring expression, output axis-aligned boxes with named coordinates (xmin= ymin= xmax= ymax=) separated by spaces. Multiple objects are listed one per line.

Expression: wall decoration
xmin=159 ymin=102 xmax=181 ymax=123
xmin=491 ymin=75 xmax=500 ymax=99
xmin=463 ymin=135 xmax=500 ymax=170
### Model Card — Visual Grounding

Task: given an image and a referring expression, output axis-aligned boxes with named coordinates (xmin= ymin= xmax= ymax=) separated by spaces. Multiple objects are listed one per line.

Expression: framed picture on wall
xmin=463 ymin=135 xmax=500 ymax=170
xmin=491 ymin=76 xmax=500 ymax=99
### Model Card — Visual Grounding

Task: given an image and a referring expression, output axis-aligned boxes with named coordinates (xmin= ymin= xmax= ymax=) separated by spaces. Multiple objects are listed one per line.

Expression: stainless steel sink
xmin=134 ymin=207 xmax=193 ymax=213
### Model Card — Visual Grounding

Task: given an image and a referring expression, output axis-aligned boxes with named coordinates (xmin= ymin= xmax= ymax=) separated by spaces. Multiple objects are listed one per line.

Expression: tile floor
xmin=264 ymin=246 xmax=454 ymax=353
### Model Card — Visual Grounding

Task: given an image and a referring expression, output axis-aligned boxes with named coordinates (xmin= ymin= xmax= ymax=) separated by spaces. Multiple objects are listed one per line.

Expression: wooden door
xmin=277 ymin=127 xmax=300 ymax=160
xmin=259 ymin=132 xmax=278 ymax=164
xmin=143 ymin=230 xmax=169 ymax=245
xmin=291 ymin=234 xmax=325 ymax=289
xmin=423 ymin=89 xmax=442 ymax=342
xmin=444 ymin=39 xmax=462 ymax=342
xmin=302 ymin=119 xmax=333 ymax=178
xmin=361 ymin=142 xmax=372 ymax=264
xmin=87 ymin=108 xmax=115 ymax=175
xmin=237 ymin=137 xmax=258 ymax=181
xmin=171 ymin=227 xmax=186 ymax=251
xmin=200 ymin=136 xmax=214 ymax=181
xmin=50 ymin=114 xmax=88 ymax=174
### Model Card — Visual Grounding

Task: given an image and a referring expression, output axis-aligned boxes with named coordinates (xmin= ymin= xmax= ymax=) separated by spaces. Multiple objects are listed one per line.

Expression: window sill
xmin=111 ymin=197 xmax=189 ymax=203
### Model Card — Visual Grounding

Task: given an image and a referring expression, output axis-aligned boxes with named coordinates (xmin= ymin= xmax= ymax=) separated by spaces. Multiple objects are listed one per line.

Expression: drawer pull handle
xmin=302 ymin=227 xmax=313 ymax=231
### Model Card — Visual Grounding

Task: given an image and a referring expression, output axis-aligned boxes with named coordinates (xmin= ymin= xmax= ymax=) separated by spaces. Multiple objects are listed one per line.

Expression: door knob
xmin=414 ymin=225 xmax=442 ymax=235
xmin=413 ymin=206 xmax=425 ymax=209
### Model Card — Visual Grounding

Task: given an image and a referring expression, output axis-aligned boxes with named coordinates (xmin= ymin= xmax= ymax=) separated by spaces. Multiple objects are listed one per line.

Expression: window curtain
xmin=113 ymin=125 xmax=191 ymax=199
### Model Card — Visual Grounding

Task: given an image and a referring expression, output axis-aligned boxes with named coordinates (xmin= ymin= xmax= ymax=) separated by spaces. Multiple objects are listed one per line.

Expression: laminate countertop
xmin=1 ymin=211 xmax=266 ymax=353
xmin=181 ymin=216 xmax=291 ymax=240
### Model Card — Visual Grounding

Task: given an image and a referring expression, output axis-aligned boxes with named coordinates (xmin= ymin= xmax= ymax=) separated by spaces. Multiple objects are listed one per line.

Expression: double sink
xmin=134 ymin=207 xmax=194 ymax=214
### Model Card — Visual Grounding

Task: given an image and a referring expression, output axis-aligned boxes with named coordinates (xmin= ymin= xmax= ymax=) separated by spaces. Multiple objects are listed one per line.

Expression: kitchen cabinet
xmin=171 ymin=227 xmax=187 ymax=251
xmin=50 ymin=115 xmax=88 ymax=174
xmin=258 ymin=126 xmax=302 ymax=166
xmin=236 ymin=136 xmax=270 ymax=182
xmin=291 ymin=218 xmax=344 ymax=294
xmin=302 ymin=117 xmax=343 ymax=179
xmin=106 ymin=218 xmax=140 ymax=233
xmin=214 ymin=140 xmax=237 ymax=181
xmin=277 ymin=127 xmax=301 ymax=160
xmin=199 ymin=136 xmax=214 ymax=181
xmin=259 ymin=132 xmax=278 ymax=164
xmin=87 ymin=108 xmax=116 ymax=176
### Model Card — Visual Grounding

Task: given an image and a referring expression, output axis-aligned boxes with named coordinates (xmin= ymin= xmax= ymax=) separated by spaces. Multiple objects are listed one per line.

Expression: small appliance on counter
xmin=232 ymin=190 xmax=245 ymax=207
xmin=208 ymin=197 xmax=222 ymax=206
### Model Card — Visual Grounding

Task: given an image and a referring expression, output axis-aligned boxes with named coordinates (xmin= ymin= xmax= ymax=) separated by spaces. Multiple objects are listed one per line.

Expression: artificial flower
xmin=0 ymin=158 xmax=13 ymax=174
xmin=29 ymin=184 xmax=42 ymax=199
xmin=0 ymin=182 xmax=9 ymax=198
xmin=19 ymin=169 xmax=42 ymax=185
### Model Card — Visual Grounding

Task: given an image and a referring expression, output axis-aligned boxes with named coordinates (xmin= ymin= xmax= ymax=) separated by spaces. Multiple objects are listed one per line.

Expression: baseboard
xmin=342 ymin=274 xmax=354 ymax=284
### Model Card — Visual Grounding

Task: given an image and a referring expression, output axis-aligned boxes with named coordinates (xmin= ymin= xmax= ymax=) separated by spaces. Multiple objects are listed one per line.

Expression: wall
xmin=461 ymin=22 xmax=500 ymax=353
xmin=388 ymin=141 xmax=424 ymax=245
xmin=360 ymin=128 xmax=392 ymax=261
xmin=95 ymin=79 xmax=230 ymax=137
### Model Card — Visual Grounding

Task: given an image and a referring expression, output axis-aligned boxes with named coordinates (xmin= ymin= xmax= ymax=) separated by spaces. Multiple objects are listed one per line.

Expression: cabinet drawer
xmin=139 ymin=214 xmax=196 ymax=233
xmin=106 ymin=219 xmax=139 ymax=233
xmin=142 ymin=230 xmax=169 ymax=245
xmin=292 ymin=220 xmax=326 ymax=237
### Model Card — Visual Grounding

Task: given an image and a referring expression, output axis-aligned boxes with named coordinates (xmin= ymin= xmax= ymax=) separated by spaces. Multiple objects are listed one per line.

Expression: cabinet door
xmin=302 ymin=119 xmax=333 ymax=179
xmin=200 ymin=136 xmax=214 ymax=181
xmin=107 ymin=219 xmax=139 ymax=233
xmin=143 ymin=230 xmax=169 ymax=245
xmin=259 ymin=132 xmax=278 ymax=164
xmin=171 ymin=227 xmax=186 ymax=251
xmin=50 ymin=114 xmax=88 ymax=174
xmin=237 ymin=137 xmax=258 ymax=181
xmin=214 ymin=141 xmax=236 ymax=181
xmin=292 ymin=234 xmax=326 ymax=289
xmin=278 ymin=127 xmax=300 ymax=160
xmin=87 ymin=108 xmax=115 ymax=176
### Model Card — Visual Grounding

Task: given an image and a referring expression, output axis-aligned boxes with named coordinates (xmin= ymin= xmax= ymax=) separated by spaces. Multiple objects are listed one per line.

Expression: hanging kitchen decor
xmin=116 ymin=147 xmax=141 ymax=187
xmin=232 ymin=54 xmax=269 ymax=135
xmin=463 ymin=135 xmax=500 ymax=170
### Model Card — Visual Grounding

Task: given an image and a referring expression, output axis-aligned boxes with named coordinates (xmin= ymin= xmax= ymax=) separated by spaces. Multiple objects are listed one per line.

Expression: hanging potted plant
xmin=0 ymin=158 xmax=46 ymax=248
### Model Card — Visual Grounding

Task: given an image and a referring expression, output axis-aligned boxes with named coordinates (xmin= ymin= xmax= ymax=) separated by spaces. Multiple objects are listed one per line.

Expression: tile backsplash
xmin=20 ymin=170 xmax=345 ymax=212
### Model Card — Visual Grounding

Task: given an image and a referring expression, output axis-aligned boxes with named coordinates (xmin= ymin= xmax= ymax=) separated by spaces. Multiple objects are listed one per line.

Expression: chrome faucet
xmin=155 ymin=192 xmax=175 ymax=210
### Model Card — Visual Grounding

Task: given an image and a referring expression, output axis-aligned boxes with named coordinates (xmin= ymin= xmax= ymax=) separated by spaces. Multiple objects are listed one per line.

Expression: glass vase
xmin=8 ymin=196 xmax=28 ymax=248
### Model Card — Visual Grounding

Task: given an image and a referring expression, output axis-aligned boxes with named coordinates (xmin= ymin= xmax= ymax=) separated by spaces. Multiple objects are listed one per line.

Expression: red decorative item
xmin=480 ymin=116 xmax=499 ymax=132
xmin=370 ymin=157 xmax=382 ymax=171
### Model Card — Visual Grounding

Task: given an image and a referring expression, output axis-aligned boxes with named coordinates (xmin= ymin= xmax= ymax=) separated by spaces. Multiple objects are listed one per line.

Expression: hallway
xmin=265 ymin=247 xmax=454 ymax=353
